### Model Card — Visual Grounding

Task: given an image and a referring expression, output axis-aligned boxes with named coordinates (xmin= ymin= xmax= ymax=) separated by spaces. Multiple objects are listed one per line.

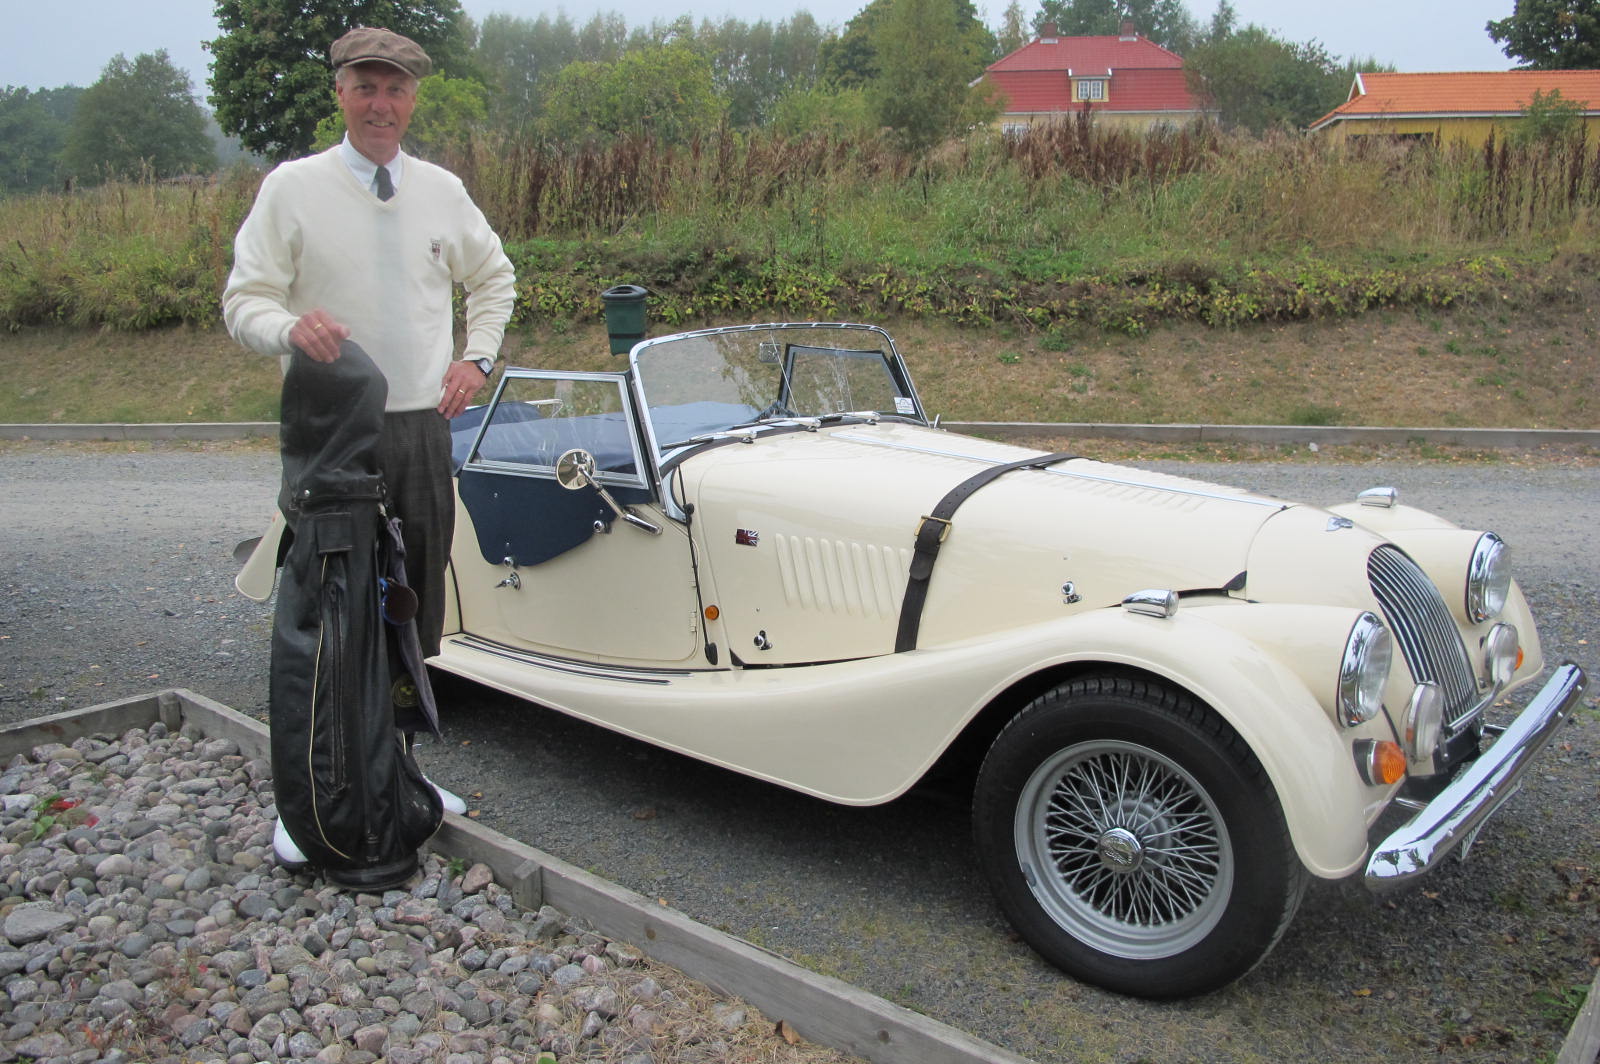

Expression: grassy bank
xmin=4 ymin=291 xmax=1597 ymax=434
xmin=6 ymin=123 xmax=1600 ymax=336
xmin=4 ymin=121 xmax=1598 ymax=436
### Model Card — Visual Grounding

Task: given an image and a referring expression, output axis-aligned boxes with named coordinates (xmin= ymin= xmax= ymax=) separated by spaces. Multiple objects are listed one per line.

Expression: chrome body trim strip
xmin=444 ymin=634 xmax=694 ymax=686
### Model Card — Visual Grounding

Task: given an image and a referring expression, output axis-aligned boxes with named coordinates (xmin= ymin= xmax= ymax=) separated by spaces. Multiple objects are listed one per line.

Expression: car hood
xmin=677 ymin=423 xmax=1294 ymax=662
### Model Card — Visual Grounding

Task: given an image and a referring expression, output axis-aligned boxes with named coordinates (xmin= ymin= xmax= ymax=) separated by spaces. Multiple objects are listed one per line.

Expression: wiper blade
xmin=659 ymin=412 xmax=884 ymax=451
xmin=725 ymin=415 xmax=822 ymax=432
xmin=658 ymin=429 xmax=760 ymax=450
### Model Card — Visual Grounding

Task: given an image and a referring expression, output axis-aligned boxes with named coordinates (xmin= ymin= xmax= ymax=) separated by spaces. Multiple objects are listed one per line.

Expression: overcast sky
xmin=3 ymin=0 xmax=1515 ymax=95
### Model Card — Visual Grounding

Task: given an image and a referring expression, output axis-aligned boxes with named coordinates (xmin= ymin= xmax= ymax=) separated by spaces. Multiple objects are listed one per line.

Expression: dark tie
xmin=375 ymin=165 xmax=394 ymax=201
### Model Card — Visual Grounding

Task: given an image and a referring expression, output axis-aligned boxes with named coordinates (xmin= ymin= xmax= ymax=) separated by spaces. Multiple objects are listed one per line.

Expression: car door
xmin=450 ymin=370 xmax=704 ymax=667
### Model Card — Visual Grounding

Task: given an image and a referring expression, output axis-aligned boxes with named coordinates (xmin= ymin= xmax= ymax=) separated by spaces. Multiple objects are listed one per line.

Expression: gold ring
xmin=312 ymin=323 xmax=325 ymax=331
xmin=456 ymin=387 xmax=466 ymax=393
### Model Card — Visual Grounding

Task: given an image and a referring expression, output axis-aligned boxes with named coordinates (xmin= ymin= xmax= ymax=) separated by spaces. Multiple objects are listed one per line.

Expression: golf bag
xmin=269 ymin=341 xmax=443 ymax=889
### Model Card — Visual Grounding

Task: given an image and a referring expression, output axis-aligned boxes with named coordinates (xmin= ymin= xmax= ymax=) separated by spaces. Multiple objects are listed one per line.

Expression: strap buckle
xmin=915 ymin=515 xmax=952 ymax=544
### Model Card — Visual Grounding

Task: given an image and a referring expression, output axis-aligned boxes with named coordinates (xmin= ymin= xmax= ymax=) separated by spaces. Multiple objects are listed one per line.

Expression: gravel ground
xmin=1 ymin=441 xmax=1597 ymax=1064
xmin=0 ymin=721 xmax=859 ymax=1064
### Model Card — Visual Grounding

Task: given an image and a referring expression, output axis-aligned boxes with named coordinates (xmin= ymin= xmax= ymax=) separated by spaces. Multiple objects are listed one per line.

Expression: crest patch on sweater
xmin=429 ymin=239 xmax=442 ymax=262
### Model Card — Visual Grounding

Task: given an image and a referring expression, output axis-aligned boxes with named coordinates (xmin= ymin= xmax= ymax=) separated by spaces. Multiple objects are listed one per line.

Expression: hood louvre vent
xmin=774 ymin=534 xmax=909 ymax=617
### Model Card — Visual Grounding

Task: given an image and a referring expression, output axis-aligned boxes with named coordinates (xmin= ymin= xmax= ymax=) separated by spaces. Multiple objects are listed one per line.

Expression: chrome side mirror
xmin=554 ymin=448 xmax=661 ymax=535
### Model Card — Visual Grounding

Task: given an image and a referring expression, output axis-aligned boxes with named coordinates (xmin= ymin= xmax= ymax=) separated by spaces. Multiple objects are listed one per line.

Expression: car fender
xmin=1015 ymin=602 xmax=1373 ymax=879
xmin=235 ymin=509 xmax=287 ymax=603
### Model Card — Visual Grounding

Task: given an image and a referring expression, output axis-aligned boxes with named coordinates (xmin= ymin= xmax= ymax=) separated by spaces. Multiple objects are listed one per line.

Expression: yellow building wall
xmin=996 ymin=110 xmax=1208 ymax=134
xmin=1319 ymin=114 xmax=1600 ymax=148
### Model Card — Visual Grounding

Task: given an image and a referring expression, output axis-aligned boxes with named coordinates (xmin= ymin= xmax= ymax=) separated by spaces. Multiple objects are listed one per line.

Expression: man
xmin=223 ymin=26 xmax=516 ymax=865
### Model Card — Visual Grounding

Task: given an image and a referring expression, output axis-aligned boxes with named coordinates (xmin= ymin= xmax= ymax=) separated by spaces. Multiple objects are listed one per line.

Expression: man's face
xmin=336 ymin=63 xmax=416 ymax=165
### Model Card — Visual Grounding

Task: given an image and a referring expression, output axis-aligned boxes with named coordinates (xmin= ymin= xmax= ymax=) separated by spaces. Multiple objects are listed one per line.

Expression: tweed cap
xmin=330 ymin=27 xmax=431 ymax=79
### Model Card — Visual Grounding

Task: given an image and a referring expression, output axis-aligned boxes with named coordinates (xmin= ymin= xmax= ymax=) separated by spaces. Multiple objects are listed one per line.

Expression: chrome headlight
xmin=1466 ymin=532 xmax=1511 ymax=624
xmin=1339 ymin=612 xmax=1393 ymax=727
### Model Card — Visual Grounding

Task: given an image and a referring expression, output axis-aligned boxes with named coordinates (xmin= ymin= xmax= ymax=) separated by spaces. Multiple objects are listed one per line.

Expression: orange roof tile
xmin=1310 ymin=70 xmax=1600 ymax=130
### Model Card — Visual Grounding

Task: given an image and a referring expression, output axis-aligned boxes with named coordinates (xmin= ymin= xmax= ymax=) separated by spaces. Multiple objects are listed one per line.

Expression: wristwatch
xmin=466 ymin=357 xmax=493 ymax=377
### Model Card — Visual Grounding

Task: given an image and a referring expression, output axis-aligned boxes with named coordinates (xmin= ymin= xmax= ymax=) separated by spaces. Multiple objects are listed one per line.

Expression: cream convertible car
xmin=431 ymin=323 xmax=1581 ymax=998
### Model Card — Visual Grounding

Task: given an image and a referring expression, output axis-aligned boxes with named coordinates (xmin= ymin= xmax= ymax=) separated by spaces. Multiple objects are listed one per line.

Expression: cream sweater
xmin=223 ymin=147 xmax=516 ymax=412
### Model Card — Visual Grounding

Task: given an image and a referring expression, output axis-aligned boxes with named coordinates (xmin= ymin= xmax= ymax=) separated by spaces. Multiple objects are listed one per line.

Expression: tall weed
xmin=4 ymin=122 xmax=1600 ymax=333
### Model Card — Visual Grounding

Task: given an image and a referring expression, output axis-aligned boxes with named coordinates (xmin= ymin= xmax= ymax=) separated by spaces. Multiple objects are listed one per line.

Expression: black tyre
xmin=973 ymin=674 xmax=1307 ymax=998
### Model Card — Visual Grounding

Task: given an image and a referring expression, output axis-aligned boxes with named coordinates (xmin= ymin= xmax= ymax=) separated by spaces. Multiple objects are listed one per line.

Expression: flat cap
xmin=330 ymin=27 xmax=431 ymax=79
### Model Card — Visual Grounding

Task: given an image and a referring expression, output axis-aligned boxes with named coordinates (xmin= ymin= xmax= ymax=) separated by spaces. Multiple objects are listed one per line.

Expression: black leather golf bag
xmin=269 ymin=342 xmax=443 ymax=889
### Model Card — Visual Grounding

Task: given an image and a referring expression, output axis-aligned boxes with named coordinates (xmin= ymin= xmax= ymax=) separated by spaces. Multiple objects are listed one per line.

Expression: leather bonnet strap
xmin=894 ymin=451 xmax=1080 ymax=653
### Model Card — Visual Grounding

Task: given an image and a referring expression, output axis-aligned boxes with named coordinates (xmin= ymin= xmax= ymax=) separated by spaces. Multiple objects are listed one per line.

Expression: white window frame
xmin=1073 ymin=78 xmax=1108 ymax=103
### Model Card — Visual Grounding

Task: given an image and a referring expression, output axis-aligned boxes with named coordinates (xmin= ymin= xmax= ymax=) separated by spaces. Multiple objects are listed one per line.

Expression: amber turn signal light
xmin=1355 ymin=740 xmax=1407 ymax=786
xmin=704 ymin=605 xmax=720 ymax=620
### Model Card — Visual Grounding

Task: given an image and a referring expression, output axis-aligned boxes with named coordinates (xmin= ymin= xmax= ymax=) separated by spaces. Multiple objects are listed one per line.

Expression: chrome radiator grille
xmin=1367 ymin=546 xmax=1480 ymax=734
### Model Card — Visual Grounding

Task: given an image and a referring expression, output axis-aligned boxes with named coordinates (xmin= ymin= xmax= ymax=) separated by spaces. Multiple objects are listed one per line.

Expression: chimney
xmin=1119 ymin=20 xmax=1137 ymax=40
xmin=1040 ymin=22 xmax=1058 ymax=39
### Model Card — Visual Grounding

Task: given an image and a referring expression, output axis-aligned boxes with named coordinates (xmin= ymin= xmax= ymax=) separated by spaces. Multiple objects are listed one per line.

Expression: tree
xmin=0 ymin=85 xmax=81 ymax=192
xmin=1488 ymin=0 xmax=1600 ymax=68
xmin=539 ymin=43 xmax=724 ymax=144
xmin=868 ymin=0 xmax=1000 ymax=152
xmin=475 ymin=11 xmax=577 ymax=132
xmin=1512 ymin=87 xmax=1590 ymax=142
xmin=669 ymin=14 xmax=831 ymax=127
xmin=770 ymin=84 xmax=875 ymax=138
xmin=996 ymin=0 xmax=1030 ymax=57
xmin=821 ymin=0 xmax=994 ymax=89
xmin=61 ymin=53 xmax=214 ymax=183
xmin=1034 ymin=0 xmax=1118 ymax=36
xmin=409 ymin=73 xmax=489 ymax=154
xmin=1203 ymin=0 xmax=1238 ymax=44
xmin=1033 ymin=0 xmax=1200 ymax=53
xmin=207 ymin=0 xmax=467 ymax=163
xmin=1184 ymin=25 xmax=1350 ymax=131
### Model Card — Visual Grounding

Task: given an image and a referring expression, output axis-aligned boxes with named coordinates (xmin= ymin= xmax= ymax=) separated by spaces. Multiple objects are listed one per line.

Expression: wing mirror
xmin=555 ymin=448 xmax=661 ymax=535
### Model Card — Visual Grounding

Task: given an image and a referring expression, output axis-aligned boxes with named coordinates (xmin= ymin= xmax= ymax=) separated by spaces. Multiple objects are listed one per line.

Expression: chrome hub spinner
xmin=1097 ymin=827 xmax=1144 ymax=872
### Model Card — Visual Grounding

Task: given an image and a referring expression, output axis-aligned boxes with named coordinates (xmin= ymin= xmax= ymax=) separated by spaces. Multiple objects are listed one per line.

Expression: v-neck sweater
xmin=223 ymin=147 xmax=515 ymax=413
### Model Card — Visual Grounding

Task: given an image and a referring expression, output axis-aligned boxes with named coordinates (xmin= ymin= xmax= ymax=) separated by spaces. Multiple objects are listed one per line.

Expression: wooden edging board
xmin=0 ymin=688 xmax=1037 ymax=1064
xmin=1557 ymin=963 xmax=1600 ymax=1064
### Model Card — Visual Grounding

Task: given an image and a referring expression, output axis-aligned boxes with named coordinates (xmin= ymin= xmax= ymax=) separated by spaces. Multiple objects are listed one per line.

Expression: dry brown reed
xmin=6 ymin=120 xmax=1600 ymax=332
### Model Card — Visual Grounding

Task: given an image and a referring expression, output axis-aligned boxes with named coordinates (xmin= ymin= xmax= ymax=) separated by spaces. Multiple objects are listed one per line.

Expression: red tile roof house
xmin=981 ymin=21 xmax=1213 ymax=133
xmin=1308 ymin=70 xmax=1600 ymax=147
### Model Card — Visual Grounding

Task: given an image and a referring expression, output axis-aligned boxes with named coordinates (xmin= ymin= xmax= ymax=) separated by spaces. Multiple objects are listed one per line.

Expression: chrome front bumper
xmin=1366 ymin=662 xmax=1588 ymax=889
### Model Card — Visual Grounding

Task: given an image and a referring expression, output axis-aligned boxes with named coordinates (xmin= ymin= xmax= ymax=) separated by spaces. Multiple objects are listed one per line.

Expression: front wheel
xmin=973 ymin=675 xmax=1306 ymax=998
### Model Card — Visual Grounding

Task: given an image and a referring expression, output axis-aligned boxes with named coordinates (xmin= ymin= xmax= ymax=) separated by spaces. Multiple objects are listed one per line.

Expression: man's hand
xmin=438 ymin=360 xmax=490 ymax=418
xmin=289 ymin=310 xmax=350 ymax=362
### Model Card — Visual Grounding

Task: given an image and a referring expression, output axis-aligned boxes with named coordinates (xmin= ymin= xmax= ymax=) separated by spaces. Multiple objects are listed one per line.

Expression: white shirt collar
xmin=338 ymin=136 xmax=405 ymax=197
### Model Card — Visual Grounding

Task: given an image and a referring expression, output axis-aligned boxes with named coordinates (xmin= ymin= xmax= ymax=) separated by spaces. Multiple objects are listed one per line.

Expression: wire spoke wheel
xmin=1019 ymin=740 xmax=1231 ymax=959
xmin=974 ymin=676 xmax=1306 ymax=998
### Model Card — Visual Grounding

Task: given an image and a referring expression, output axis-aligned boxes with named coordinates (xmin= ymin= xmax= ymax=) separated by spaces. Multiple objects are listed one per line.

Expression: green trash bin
xmin=601 ymin=284 xmax=649 ymax=355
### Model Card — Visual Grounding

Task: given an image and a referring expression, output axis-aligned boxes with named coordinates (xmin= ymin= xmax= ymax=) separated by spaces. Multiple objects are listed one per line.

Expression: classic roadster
xmin=249 ymin=321 xmax=1586 ymax=998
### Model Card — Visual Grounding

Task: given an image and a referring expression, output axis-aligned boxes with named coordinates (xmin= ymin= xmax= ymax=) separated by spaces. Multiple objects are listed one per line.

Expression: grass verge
xmin=4 ymin=295 xmax=1598 ymax=440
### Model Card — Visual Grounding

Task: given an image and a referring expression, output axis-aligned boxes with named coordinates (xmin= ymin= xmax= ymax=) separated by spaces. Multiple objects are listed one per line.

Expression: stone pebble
xmin=0 ymin=722 xmax=852 ymax=1064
